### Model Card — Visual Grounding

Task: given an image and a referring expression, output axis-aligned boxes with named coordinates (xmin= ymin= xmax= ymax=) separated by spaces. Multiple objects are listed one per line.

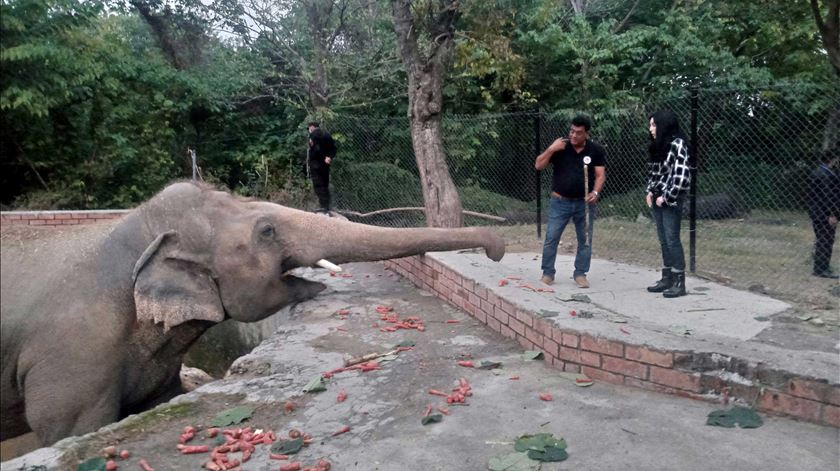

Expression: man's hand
xmin=548 ymin=138 xmax=568 ymax=152
xmin=830 ymin=215 xmax=838 ymax=227
xmin=325 ymin=157 xmax=332 ymax=165
xmin=586 ymin=192 xmax=599 ymax=204
xmin=655 ymin=196 xmax=665 ymax=207
xmin=646 ymin=192 xmax=653 ymax=208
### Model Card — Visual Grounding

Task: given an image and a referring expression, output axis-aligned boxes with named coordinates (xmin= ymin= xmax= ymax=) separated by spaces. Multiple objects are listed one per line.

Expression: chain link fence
xmin=323 ymin=84 xmax=839 ymax=306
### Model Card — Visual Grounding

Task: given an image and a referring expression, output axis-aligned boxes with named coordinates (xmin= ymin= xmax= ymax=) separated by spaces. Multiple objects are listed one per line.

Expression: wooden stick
xmin=584 ymin=164 xmax=590 ymax=246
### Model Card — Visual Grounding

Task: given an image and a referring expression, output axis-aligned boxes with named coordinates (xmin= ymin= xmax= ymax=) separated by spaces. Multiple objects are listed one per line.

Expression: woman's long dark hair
xmin=648 ymin=111 xmax=688 ymax=163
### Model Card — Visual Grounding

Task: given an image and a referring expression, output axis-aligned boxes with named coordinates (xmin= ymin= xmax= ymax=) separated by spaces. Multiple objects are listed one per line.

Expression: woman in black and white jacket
xmin=645 ymin=111 xmax=692 ymax=298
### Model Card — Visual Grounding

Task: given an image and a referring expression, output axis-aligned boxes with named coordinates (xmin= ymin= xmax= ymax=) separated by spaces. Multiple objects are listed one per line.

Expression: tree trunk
xmin=391 ymin=0 xmax=464 ymax=228
xmin=305 ymin=0 xmax=331 ymax=109
xmin=810 ymin=0 xmax=840 ymax=77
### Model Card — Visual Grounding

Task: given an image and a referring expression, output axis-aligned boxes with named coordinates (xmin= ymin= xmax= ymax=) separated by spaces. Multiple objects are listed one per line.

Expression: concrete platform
xmin=385 ymin=251 xmax=840 ymax=426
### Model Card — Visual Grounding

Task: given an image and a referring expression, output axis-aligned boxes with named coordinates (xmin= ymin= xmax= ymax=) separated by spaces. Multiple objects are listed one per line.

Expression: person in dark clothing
xmin=645 ymin=111 xmax=692 ymax=298
xmin=807 ymin=148 xmax=840 ymax=279
xmin=535 ymin=114 xmax=607 ymax=289
xmin=307 ymin=122 xmax=337 ymax=214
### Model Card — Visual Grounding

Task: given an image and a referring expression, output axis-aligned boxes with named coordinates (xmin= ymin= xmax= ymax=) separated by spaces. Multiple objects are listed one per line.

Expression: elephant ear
xmin=132 ymin=231 xmax=225 ymax=331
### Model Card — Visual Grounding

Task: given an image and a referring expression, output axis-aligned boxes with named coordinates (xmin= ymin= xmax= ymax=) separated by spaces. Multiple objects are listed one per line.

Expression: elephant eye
xmin=260 ymin=224 xmax=275 ymax=238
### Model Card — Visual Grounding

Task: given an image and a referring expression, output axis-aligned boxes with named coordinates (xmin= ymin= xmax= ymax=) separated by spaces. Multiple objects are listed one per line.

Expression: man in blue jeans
xmin=535 ymin=115 xmax=607 ymax=288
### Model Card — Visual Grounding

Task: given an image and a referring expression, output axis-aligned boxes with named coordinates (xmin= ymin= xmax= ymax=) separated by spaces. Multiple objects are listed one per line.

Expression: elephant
xmin=0 ymin=181 xmax=505 ymax=446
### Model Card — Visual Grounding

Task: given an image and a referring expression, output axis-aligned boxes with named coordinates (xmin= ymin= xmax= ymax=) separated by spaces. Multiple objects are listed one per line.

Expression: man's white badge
xmin=583 ymin=156 xmax=592 ymax=164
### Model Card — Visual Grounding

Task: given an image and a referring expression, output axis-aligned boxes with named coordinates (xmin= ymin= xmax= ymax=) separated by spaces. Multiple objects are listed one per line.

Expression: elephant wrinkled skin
xmin=0 ymin=181 xmax=505 ymax=446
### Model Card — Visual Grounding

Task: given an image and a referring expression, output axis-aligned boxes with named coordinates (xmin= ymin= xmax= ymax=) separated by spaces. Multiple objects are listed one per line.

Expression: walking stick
xmin=583 ymin=156 xmax=591 ymax=246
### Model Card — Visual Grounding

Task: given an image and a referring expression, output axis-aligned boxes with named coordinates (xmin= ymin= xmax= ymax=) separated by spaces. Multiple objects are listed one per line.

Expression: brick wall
xmin=385 ymin=255 xmax=840 ymax=428
xmin=0 ymin=210 xmax=128 ymax=228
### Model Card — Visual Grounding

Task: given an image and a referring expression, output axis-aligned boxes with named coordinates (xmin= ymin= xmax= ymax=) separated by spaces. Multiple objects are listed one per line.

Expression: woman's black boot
xmin=663 ymin=272 xmax=687 ymax=298
xmin=647 ymin=268 xmax=673 ymax=293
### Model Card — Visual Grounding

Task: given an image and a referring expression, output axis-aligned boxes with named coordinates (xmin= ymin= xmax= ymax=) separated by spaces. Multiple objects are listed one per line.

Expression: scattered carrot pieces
xmin=539 ymin=393 xmax=553 ymax=401
xmin=105 ymin=460 xmax=117 ymax=471
xmin=119 ymin=450 xmax=130 ymax=460
xmin=445 ymin=319 xmax=460 ymax=324
xmin=337 ymin=390 xmax=347 ymax=403
xmin=177 ymin=444 xmax=210 ymax=454
xmin=284 ymin=401 xmax=296 ymax=413
xmin=509 ymin=376 xmax=520 ymax=380
xmin=498 ymin=279 xmax=509 ymax=286
xmin=428 ymin=389 xmax=448 ymax=397
xmin=423 ymin=405 xmax=433 ymax=417
xmin=457 ymin=361 xmax=474 ymax=368
xmin=331 ymin=425 xmax=351 ymax=437
xmin=437 ymin=406 xmax=450 ymax=415
xmin=279 ymin=463 xmax=302 ymax=471
xmin=270 ymin=454 xmax=290 ymax=460
xmin=138 ymin=459 xmax=154 ymax=471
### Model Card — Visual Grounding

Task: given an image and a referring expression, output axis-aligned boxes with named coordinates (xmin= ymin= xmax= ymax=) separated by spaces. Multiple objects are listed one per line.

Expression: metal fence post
xmin=689 ymin=86 xmax=699 ymax=273
xmin=535 ymin=113 xmax=542 ymax=239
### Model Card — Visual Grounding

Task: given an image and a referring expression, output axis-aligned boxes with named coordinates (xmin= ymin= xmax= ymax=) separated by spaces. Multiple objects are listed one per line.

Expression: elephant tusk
xmin=316 ymin=259 xmax=342 ymax=272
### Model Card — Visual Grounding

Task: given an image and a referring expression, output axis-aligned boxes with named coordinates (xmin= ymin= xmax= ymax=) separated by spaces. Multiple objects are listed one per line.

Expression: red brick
xmin=543 ymin=338 xmax=560 ymax=357
xmin=649 ymin=366 xmax=701 ymax=392
xmin=498 ymin=299 xmax=515 ymax=315
xmin=524 ymin=327 xmax=543 ymax=347
xmin=474 ymin=286 xmax=487 ymax=300
xmin=2 ymin=214 xmax=22 ymax=219
xmin=508 ymin=318 xmax=525 ymax=336
xmin=624 ymin=345 xmax=673 ymax=368
xmin=579 ymin=351 xmax=601 ymax=367
xmin=551 ymin=328 xmax=563 ymax=343
xmin=461 ymin=279 xmax=475 ymax=293
xmin=823 ymin=404 xmax=840 ymax=427
xmin=787 ymin=378 xmax=835 ymax=404
xmin=29 ymin=220 xmax=47 ymax=225
xmin=558 ymin=346 xmax=580 ymax=363
xmin=757 ymin=390 xmax=822 ymax=422
xmin=500 ymin=325 xmax=516 ymax=340
xmin=486 ymin=291 xmax=499 ymax=307
xmin=473 ymin=308 xmax=486 ymax=324
xmin=492 ymin=308 xmax=509 ymax=325
xmin=561 ymin=333 xmax=579 ymax=348
xmin=580 ymin=336 xmax=624 ymax=357
xmin=480 ymin=298 xmax=494 ymax=314
xmin=487 ymin=317 xmax=502 ymax=333
xmin=581 ymin=366 xmax=624 ymax=385
xmin=602 ymin=356 xmax=648 ymax=380
xmin=468 ymin=293 xmax=480 ymax=307
xmin=514 ymin=309 xmax=533 ymax=328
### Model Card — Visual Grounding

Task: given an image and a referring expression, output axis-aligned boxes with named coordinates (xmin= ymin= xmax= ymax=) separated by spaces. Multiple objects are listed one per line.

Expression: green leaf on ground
xmin=522 ymin=351 xmax=544 ymax=361
xmin=488 ymin=452 xmax=540 ymax=471
xmin=303 ymin=376 xmax=327 ymax=393
xmin=77 ymin=457 xmax=106 ymax=471
xmin=538 ymin=309 xmax=559 ymax=318
xmin=707 ymin=406 xmax=764 ymax=428
xmin=271 ymin=437 xmax=304 ymax=455
xmin=514 ymin=433 xmax=566 ymax=452
xmin=477 ymin=360 xmax=503 ymax=370
xmin=421 ymin=414 xmax=443 ymax=425
xmin=527 ymin=445 xmax=569 ymax=462
xmin=210 ymin=405 xmax=254 ymax=427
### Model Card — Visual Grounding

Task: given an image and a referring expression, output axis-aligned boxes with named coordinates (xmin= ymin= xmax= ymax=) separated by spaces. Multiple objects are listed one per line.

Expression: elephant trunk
xmin=280 ymin=209 xmax=505 ymax=269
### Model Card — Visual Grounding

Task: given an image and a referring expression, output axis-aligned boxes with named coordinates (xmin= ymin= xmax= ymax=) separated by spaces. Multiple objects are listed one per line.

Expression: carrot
xmin=285 ymin=401 xmax=297 ymax=413
xmin=280 ymin=463 xmax=301 ymax=471
xmin=445 ymin=320 xmax=459 ymax=324
xmin=331 ymin=425 xmax=351 ymax=436
xmin=539 ymin=393 xmax=553 ymax=401
xmin=428 ymin=389 xmax=448 ymax=397
xmin=509 ymin=376 xmax=520 ymax=380
xmin=105 ymin=460 xmax=118 ymax=471
xmin=498 ymin=279 xmax=509 ymax=286
xmin=423 ymin=405 xmax=433 ymax=417
xmin=270 ymin=454 xmax=290 ymax=460
xmin=457 ymin=361 xmax=474 ymax=368
xmin=102 ymin=446 xmax=117 ymax=458
xmin=206 ymin=427 xmax=220 ymax=438
xmin=178 ymin=445 xmax=210 ymax=454
xmin=138 ymin=459 xmax=154 ymax=471
xmin=337 ymin=390 xmax=347 ymax=403
xmin=289 ymin=429 xmax=302 ymax=439
xmin=203 ymin=461 xmax=222 ymax=471
xmin=437 ymin=406 xmax=450 ymax=416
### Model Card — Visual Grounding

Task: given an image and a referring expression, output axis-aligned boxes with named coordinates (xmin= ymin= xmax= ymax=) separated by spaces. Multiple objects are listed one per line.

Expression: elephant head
xmin=128 ymin=181 xmax=505 ymax=330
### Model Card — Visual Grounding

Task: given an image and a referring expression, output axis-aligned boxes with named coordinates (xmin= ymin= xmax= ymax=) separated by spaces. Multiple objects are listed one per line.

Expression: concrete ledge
xmin=385 ymin=252 xmax=840 ymax=427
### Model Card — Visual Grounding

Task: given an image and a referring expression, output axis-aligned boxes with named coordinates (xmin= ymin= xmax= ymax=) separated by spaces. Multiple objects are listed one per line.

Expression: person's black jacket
xmin=807 ymin=164 xmax=840 ymax=222
xmin=308 ymin=128 xmax=336 ymax=167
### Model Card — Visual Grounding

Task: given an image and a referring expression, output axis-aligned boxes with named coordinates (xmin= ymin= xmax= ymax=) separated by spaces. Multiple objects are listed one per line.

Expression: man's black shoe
xmin=813 ymin=270 xmax=840 ymax=279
